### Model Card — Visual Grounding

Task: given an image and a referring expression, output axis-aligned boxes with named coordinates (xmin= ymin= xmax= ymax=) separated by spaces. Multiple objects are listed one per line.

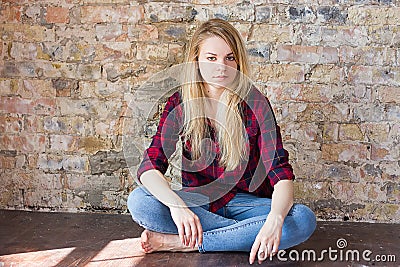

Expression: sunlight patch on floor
xmin=0 ymin=247 xmax=76 ymax=267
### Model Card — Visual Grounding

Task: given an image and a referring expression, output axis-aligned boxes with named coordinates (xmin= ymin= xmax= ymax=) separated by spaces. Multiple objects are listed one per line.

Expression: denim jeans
xmin=127 ymin=186 xmax=316 ymax=253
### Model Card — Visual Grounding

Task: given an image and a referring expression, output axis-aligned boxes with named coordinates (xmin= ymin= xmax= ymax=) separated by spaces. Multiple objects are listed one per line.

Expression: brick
xmin=0 ymin=79 xmax=12 ymax=96
xmin=168 ymin=43 xmax=185 ymax=64
xmin=89 ymin=150 xmax=129 ymax=175
xmin=0 ymin=114 xmax=23 ymax=133
xmin=321 ymin=26 xmax=369 ymax=47
xmin=0 ymin=155 xmax=16 ymax=169
xmin=321 ymin=143 xmax=369 ymax=162
xmin=322 ymin=84 xmax=372 ymax=103
xmin=80 ymin=5 xmax=144 ymax=24
xmin=256 ymin=64 xmax=304 ymax=83
xmin=52 ymin=79 xmax=78 ymax=97
xmin=323 ymin=123 xmax=339 ymax=142
xmin=348 ymin=66 xmax=400 ymax=86
xmin=23 ymin=79 xmax=55 ymax=98
xmin=94 ymin=42 xmax=135 ymax=62
xmin=306 ymin=64 xmax=344 ymax=83
xmin=24 ymin=115 xmax=44 ymax=133
xmin=359 ymin=164 xmax=383 ymax=183
xmin=95 ymin=24 xmax=126 ymax=42
xmin=37 ymin=154 xmax=63 ymax=171
xmin=247 ymin=42 xmax=270 ymax=62
xmin=370 ymin=145 xmax=390 ymax=161
xmin=65 ymin=41 xmax=96 ymax=63
xmin=339 ymin=46 xmax=392 ymax=66
xmin=277 ymin=45 xmax=338 ymax=64
xmin=376 ymin=86 xmax=400 ymax=103
xmin=266 ymin=83 xmax=327 ymax=102
xmin=55 ymin=25 xmax=97 ymax=45
xmin=0 ymin=134 xmax=46 ymax=153
xmin=0 ymin=97 xmax=33 ymax=114
xmin=0 ymin=24 xmax=55 ymax=42
xmin=128 ymin=24 xmax=158 ymax=42
xmin=348 ymin=7 xmax=400 ymax=26
xmin=9 ymin=42 xmax=37 ymax=60
xmin=251 ymin=25 xmax=293 ymax=43
xmin=255 ymin=6 xmax=272 ymax=23
xmin=81 ymin=80 xmax=126 ymax=99
xmin=285 ymin=122 xmax=321 ymax=149
xmin=290 ymin=103 xmax=350 ymax=122
xmin=387 ymin=105 xmax=400 ymax=121
xmin=78 ymin=136 xmax=112 ymax=154
xmin=62 ymin=155 xmax=89 ymax=174
xmin=316 ymin=6 xmax=347 ymax=24
xmin=353 ymin=104 xmax=386 ymax=123
xmin=361 ymin=123 xmax=390 ymax=144
xmin=144 ymin=3 xmax=196 ymax=22
xmin=83 ymin=0 xmax=129 ymax=3
xmin=339 ymin=124 xmax=364 ymax=141
xmin=154 ymin=23 xmax=186 ymax=42
xmin=136 ymin=43 xmax=169 ymax=61
xmin=75 ymin=64 xmax=101 ymax=81
xmin=23 ymin=5 xmax=41 ymax=24
xmin=49 ymin=135 xmax=79 ymax=152
xmin=288 ymin=6 xmax=316 ymax=23
xmin=368 ymin=25 xmax=400 ymax=47
xmin=322 ymin=163 xmax=355 ymax=182
xmin=44 ymin=116 xmax=91 ymax=135
xmin=46 ymin=7 xmax=70 ymax=24
xmin=0 ymin=5 xmax=22 ymax=23
xmin=43 ymin=116 xmax=68 ymax=133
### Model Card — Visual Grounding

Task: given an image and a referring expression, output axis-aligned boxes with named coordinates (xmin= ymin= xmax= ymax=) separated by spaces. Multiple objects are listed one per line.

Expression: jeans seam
xmin=204 ymin=219 xmax=265 ymax=236
xmin=132 ymin=216 xmax=176 ymax=234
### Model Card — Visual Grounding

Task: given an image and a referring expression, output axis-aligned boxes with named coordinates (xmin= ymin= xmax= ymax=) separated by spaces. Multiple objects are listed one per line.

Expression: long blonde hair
xmin=181 ymin=19 xmax=252 ymax=171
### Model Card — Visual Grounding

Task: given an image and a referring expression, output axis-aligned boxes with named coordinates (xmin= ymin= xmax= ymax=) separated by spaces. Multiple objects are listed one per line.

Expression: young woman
xmin=127 ymin=19 xmax=316 ymax=264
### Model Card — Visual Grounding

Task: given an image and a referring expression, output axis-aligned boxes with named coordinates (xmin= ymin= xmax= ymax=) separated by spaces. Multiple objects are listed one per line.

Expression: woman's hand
xmin=249 ymin=212 xmax=284 ymax=264
xmin=170 ymin=205 xmax=203 ymax=248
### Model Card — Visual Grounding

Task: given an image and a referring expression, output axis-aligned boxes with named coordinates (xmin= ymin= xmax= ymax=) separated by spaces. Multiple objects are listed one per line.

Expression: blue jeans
xmin=127 ymin=186 xmax=316 ymax=253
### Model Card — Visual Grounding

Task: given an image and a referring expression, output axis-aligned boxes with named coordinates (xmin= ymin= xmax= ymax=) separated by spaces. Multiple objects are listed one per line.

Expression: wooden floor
xmin=0 ymin=210 xmax=399 ymax=267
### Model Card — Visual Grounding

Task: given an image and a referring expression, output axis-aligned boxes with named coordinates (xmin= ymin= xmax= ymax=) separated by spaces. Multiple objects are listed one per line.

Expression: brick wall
xmin=0 ymin=0 xmax=399 ymax=222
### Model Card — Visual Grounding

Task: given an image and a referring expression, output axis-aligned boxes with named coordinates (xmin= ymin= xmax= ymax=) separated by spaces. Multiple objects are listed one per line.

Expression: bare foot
xmin=140 ymin=230 xmax=198 ymax=253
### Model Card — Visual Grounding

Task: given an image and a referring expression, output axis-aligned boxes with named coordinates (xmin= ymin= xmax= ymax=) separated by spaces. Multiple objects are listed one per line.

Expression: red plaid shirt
xmin=137 ymin=87 xmax=294 ymax=212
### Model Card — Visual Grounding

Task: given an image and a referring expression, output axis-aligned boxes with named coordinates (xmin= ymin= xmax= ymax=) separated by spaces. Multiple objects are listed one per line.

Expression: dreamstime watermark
xmin=270 ymin=238 xmax=397 ymax=263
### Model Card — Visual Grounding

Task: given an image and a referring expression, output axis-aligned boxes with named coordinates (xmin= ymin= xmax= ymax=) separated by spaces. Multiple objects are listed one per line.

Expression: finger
xmin=190 ymin=221 xmax=197 ymax=248
xmin=249 ymin=239 xmax=260 ymax=264
xmin=271 ymin=237 xmax=280 ymax=256
xmin=258 ymin=243 xmax=268 ymax=264
xmin=271 ymin=243 xmax=278 ymax=256
xmin=177 ymin=224 xmax=185 ymax=245
xmin=184 ymin=224 xmax=191 ymax=246
xmin=196 ymin=219 xmax=203 ymax=246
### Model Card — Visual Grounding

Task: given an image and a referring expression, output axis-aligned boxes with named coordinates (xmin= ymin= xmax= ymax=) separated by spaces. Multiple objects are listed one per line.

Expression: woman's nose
xmin=215 ymin=60 xmax=227 ymax=70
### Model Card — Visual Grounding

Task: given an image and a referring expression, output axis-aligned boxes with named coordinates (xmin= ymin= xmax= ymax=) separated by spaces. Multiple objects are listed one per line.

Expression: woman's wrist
xmin=267 ymin=211 xmax=285 ymax=224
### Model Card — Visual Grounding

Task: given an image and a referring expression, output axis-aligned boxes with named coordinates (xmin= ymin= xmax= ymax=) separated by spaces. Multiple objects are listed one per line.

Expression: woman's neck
xmin=203 ymin=83 xmax=225 ymax=100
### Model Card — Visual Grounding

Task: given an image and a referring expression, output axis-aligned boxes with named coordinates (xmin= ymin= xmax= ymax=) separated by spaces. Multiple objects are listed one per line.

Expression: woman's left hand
xmin=249 ymin=212 xmax=284 ymax=265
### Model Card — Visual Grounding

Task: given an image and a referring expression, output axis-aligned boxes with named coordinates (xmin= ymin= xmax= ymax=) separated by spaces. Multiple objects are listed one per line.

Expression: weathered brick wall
xmin=0 ymin=1 xmax=399 ymax=222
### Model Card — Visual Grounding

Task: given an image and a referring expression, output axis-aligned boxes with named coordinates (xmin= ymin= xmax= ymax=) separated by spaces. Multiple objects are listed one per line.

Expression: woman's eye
xmin=226 ymin=56 xmax=235 ymax=61
xmin=207 ymin=57 xmax=217 ymax=61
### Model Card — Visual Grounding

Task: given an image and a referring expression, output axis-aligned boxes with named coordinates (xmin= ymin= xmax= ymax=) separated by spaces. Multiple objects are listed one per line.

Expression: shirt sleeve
xmin=137 ymin=92 xmax=182 ymax=182
xmin=256 ymin=94 xmax=295 ymax=187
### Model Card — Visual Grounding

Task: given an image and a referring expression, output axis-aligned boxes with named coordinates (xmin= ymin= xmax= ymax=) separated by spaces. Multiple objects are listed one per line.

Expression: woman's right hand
xmin=169 ymin=205 xmax=203 ymax=248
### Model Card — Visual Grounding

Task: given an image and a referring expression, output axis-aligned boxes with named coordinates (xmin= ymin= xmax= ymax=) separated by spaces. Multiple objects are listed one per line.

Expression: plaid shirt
xmin=137 ymin=87 xmax=294 ymax=212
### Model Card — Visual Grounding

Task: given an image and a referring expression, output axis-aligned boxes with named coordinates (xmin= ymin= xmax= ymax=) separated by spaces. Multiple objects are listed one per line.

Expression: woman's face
xmin=197 ymin=36 xmax=238 ymax=91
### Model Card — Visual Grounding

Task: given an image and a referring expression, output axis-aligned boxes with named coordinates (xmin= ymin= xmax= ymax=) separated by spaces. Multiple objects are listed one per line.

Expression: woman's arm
xmin=140 ymin=169 xmax=203 ymax=248
xmin=249 ymin=180 xmax=294 ymax=265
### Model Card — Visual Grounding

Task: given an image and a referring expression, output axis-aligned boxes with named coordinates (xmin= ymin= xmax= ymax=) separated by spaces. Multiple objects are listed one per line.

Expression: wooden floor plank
xmin=0 ymin=210 xmax=399 ymax=266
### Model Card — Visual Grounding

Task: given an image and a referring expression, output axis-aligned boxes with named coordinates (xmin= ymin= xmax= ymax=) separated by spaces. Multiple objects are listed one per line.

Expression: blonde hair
xmin=181 ymin=19 xmax=252 ymax=171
